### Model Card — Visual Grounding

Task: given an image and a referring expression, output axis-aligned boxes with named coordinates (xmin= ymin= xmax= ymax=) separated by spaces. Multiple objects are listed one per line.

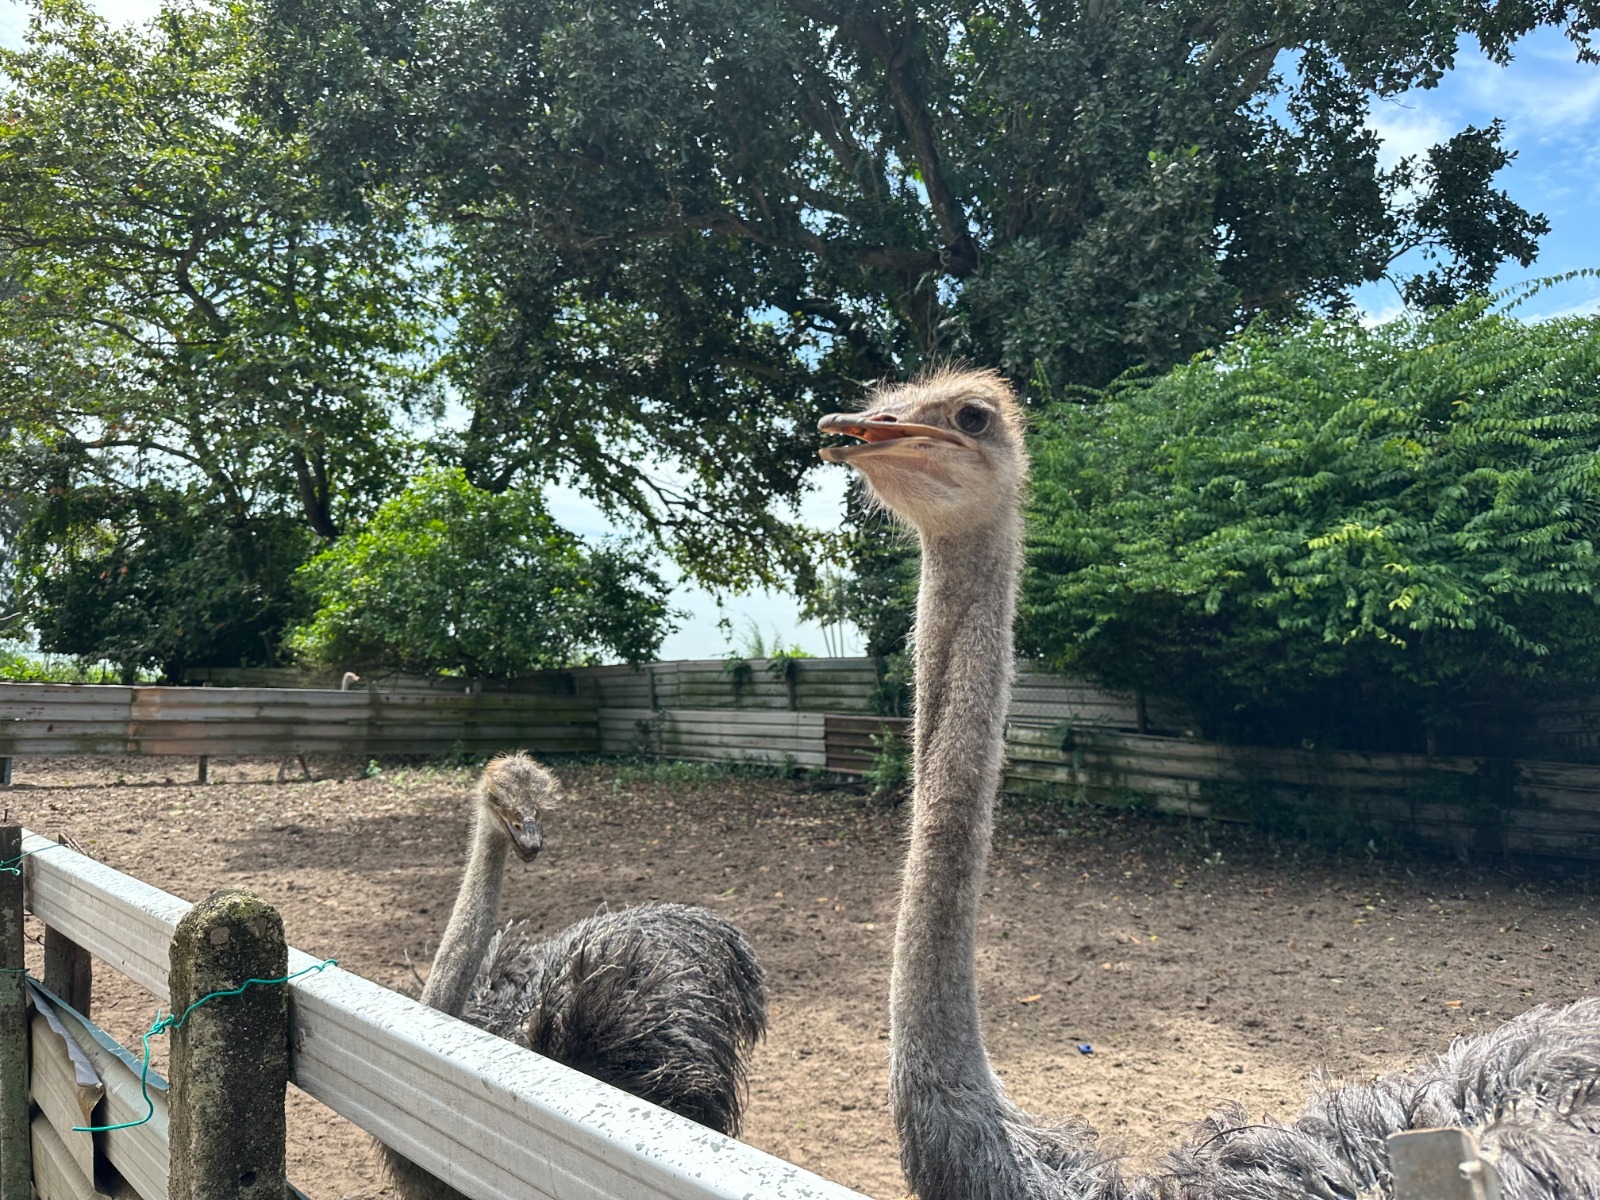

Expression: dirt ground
xmin=5 ymin=754 xmax=1599 ymax=1199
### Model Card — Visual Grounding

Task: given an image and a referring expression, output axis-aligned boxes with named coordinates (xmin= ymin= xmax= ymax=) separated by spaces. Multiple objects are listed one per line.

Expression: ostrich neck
xmin=420 ymin=810 xmax=506 ymax=1016
xmin=890 ymin=512 xmax=1023 ymax=1151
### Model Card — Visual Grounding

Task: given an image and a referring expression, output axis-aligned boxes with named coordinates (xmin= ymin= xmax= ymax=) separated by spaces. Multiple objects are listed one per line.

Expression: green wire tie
xmin=0 ymin=842 xmax=66 ymax=876
xmin=2 ymin=842 xmax=335 ymax=1131
xmin=74 ymin=957 xmax=337 ymax=1133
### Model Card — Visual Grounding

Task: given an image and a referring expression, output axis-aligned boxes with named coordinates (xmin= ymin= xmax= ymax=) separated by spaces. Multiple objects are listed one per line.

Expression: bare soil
xmin=6 ymin=755 xmax=1599 ymax=1199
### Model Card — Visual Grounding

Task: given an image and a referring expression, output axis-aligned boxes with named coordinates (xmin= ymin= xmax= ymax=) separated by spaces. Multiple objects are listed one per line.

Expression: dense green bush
xmin=21 ymin=484 xmax=308 ymax=683
xmin=289 ymin=467 xmax=675 ymax=676
xmin=1023 ymin=294 xmax=1600 ymax=752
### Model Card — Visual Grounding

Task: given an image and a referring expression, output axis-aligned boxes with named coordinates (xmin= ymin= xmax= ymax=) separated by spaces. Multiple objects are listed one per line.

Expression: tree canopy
xmin=289 ymin=466 xmax=675 ymax=675
xmin=0 ymin=0 xmax=432 ymax=675
xmin=1022 ymin=292 xmax=1600 ymax=752
xmin=263 ymin=0 xmax=1593 ymax=399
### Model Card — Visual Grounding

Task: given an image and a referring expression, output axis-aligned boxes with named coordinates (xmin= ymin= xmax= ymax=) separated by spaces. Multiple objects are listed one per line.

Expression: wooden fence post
xmin=41 ymin=833 xmax=92 ymax=1017
xmin=1388 ymin=1128 xmax=1502 ymax=1200
xmin=0 ymin=825 xmax=31 ymax=1199
xmin=168 ymin=888 xmax=289 ymax=1200
xmin=0 ymin=760 xmax=11 ymax=787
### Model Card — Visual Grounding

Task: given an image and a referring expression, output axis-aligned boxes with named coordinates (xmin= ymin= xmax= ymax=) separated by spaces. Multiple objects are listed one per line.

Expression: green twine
xmin=0 ymin=842 xmax=65 ymax=876
xmin=74 ymin=957 xmax=337 ymax=1133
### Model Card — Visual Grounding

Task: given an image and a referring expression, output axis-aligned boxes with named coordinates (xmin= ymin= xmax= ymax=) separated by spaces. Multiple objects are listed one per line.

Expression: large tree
xmin=0 ymin=0 xmax=428 ymax=672
xmin=260 ymin=0 xmax=1596 ymax=646
xmin=262 ymin=0 xmax=1592 ymax=394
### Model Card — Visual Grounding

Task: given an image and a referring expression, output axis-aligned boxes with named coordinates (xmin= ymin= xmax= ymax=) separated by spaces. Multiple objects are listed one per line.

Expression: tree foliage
xmin=259 ymin=0 xmax=1598 ymax=643
xmin=0 ymin=0 xmax=439 ymax=671
xmin=260 ymin=0 xmax=1591 ymax=396
xmin=1022 ymin=291 xmax=1600 ymax=751
xmin=289 ymin=467 xmax=676 ymax=676
xmin=21 ymin=484 xmax=308 ymax=682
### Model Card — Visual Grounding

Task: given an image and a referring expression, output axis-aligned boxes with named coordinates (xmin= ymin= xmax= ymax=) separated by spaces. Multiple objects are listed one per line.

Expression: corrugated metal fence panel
xmin=793 ymin=661 xmax=881 ymax=714
xmin=822 ymin=716 xmax=911 ymax=776
xmin=2 ymin=684 xmax=600 ymax=759
xmin=1524 ymin=695 xmax=1600 ymax=763
xmin=187 ymin=667 xmax=579 ymax=697
xmin=0 ymin=684 xmax=135 ymax=755
xmin=567 ymin=665 xmax=654 ymax=708
xmin=1004 ymin=727 xmax=1600 ymax=862
xmin=574 ymin=659 xmax=882 ymax=715
xmin=598 ymin=708 xmax=826 ymax=767
xmin=1008 ymin=667 xmax=1194 ymax=732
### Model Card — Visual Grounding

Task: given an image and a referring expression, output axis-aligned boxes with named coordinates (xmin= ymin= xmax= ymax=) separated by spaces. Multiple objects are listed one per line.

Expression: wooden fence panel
xmin=822 ymin=716 xmax=910 ymax=776
xmin=18 ymin=833 xmax=869 ymax=1200
xmin=0 ymin=684 xmax=601 ymax=762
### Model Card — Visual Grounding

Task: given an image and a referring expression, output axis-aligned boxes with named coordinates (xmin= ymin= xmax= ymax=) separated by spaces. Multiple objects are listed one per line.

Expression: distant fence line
xmin=0 ymin=684 xmax=598 ymax=761
xmin=188 ymin=658 xmax=1191 ymax=731
xmin=6 ymin=658 xmax=1600 ymax=862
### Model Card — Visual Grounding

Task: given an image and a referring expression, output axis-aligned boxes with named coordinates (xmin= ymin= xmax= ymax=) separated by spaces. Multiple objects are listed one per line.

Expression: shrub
xmin=1023 ymin=294 xmax=1600 ymax=752
xmin=290 ymin=466 xmax=675 ymax=676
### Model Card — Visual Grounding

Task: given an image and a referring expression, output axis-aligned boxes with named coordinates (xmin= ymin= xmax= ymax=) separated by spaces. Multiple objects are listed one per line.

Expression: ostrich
xmin=277 ymin=671 xmax=361 ymax=783
xmin=379 ymin=751 xmax=767 ymax=1200
xmin=818 ymin=367 xmax=1600 ymax=1200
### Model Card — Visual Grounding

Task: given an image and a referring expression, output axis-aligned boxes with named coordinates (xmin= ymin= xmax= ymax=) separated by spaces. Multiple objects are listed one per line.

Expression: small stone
xmin=209 ymin=927 xmax=230 ymax=945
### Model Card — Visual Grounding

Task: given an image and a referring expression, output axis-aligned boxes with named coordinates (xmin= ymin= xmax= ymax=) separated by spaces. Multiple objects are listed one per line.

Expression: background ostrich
xmin=818 ymin=368 xmax=1600 ymax=1200
xmin=277 ymin=670 xmax=361 ymax=783
xmin=379 ymin=751 xmax=767 ymax=1200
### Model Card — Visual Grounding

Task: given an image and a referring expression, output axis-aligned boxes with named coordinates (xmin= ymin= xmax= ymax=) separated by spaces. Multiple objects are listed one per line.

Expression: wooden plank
xmin=30 ymin=1112 xmax=110 ymax=1200
xmin=30 ymin=1011 xmax=101 ymax=1185
xmin=20 ymin=831 xmax=870 ymax=1200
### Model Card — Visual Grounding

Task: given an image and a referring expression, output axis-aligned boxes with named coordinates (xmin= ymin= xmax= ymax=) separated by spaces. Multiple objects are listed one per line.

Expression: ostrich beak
xmin=817 ymin=412 xmax=969 ymax=463
xmin=504 ymin=816 xmax=543 ymax=862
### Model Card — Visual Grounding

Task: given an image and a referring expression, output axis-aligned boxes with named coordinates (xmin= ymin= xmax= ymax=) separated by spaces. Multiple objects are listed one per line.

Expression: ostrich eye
xmin=955 ymin=405 xmax=990 ymax=434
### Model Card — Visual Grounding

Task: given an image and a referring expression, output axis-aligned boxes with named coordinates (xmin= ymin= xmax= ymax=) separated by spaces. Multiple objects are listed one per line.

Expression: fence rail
xmin=16 ymin=832 xmax=868 ymax=1200
xmin=11 ymin=659 xmax=1600 ymax=863
xmin=0 ymin=684 xmax=600 ymax=761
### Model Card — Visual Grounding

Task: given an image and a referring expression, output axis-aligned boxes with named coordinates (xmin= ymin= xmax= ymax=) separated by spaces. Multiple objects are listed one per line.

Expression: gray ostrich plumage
xmin=818 ymin=367 xmax=1600 ymax=1200
xmin=379 ymin=752 xmax=766 ymax=1200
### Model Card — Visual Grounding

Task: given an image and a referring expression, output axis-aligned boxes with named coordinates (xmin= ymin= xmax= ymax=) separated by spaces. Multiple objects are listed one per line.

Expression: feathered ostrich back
xmin=1138 ymin=997 xmax=1600 ymax=1200
xmin=469 ymin=901 xmax=767 ymax=1137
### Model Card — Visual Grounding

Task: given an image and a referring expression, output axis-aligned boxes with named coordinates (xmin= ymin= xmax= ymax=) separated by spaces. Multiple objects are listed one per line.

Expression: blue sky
xmin=5 ymin=2 xmax=1598 ymax=657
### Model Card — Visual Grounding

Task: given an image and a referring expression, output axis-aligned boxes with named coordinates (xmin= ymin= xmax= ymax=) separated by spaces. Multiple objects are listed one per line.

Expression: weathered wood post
xmin=0 ymin=824 xmax=32 ymax=1199
xmin=41 ymin=833 xmax=92 ymax=1017
xmin=1389 ymin=1128 xmax=1502 ymax=1200
xmin=0 ymin=760 xmax=11 ymax=787
xmin=197 ymin=755 xmax=209 ymax=784
xmin=168 ymin=888 xmax=289 ymax=1200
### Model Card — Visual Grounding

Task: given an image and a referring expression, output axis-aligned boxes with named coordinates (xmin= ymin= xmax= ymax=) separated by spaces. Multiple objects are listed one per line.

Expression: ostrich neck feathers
xmin=422 ymin=809 xmax=508 ymax=1017
xmin=891 ymin=512 xmax=1120 ymax=1199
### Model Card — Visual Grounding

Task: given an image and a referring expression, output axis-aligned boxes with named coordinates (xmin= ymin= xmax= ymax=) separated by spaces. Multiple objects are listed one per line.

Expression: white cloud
xmin=1367 ymin=103 xmax=1456 ymax=171
xmin=2 ymin=0 xmax=159 ymax=48
xmin=1454 ymin=42 xmax=1600 ymax=141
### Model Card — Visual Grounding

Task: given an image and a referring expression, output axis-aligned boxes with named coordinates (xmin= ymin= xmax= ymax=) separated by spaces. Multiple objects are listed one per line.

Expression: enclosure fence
xmin=1 ymin=826 xmax=868 ymax=1200
xmin=6 ymin=656 xmax=1600 ymax=863
xmin=0 ymin=828 xmax=1511 ymax=1200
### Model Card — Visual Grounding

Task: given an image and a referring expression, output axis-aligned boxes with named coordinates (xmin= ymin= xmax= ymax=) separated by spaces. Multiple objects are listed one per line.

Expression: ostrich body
xmin=380 ymin=753 xmax=766 ymax=1200
xmin=818 ymin=368 xmax=1600 ymax=1200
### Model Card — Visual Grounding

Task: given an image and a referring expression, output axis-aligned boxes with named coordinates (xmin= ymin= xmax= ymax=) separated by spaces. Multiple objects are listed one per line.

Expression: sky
xmin=5 ymin=1 xmax=1598 ymax=658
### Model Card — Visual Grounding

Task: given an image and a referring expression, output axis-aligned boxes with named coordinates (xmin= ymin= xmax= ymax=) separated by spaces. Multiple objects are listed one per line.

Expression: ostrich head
xmin=476 ymin=751 xmax=554 ymax=862
xmin=817 ymin=367 xmax=1027 ymax=537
